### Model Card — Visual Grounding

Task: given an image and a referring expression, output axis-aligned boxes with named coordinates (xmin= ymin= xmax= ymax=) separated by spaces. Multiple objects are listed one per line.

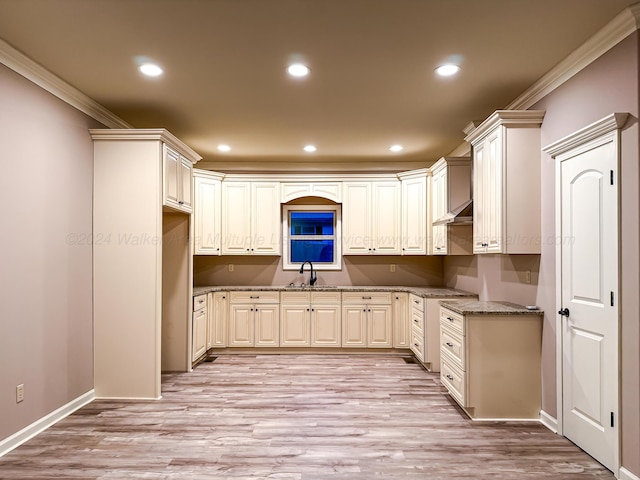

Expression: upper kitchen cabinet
xmin=430 ymin=157 xmax=473 ymax=256
xmin=398 ymin=169 xmax=429 ymax=255
xmin=465 ymin=110 xmax=545 ymax=254
xmin=222 ymin=181 xmax=281 ymax=255
xmin=163 ymin=144 xmax=195 ymax=213
xmin=343 ymin=180 xmax=401 ymax=255
xmin=193 ymin=169 xmax=225 ymax=255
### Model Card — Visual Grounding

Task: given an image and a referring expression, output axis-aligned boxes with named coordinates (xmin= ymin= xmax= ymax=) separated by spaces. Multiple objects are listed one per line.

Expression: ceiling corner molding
xmin=506 ymin=4 xmax=640 ymax=111
xmin=542 ymin=112 xmax=629 ymax=157
xmin=0 ymin=38 xmax=131 ymax=129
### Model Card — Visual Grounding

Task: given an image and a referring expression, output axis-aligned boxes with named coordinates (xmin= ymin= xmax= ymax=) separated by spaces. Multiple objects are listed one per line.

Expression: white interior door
xmin=558 ymin=132 xmax=619 ymax=472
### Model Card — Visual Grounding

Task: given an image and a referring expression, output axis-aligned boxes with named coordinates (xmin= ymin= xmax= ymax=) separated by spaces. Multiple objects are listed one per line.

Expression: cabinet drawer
xmin=410 ymin=307 xmax=424 ymax=334
xmin=440 ymin=307 xmax=465 ymax=335
xmin=311 ymin=291 xmax=341 ymax=304
xmin=411 ymin=331 xmax=425 ymax=362
xmin=342 ymin=292 xmax=392 ymax=305
xmin=280 ymin=291 xmax=310 ymax=304
xmin=440 ymin=325 xmax=465 ymax=370
xmin=441 ymin=356 xmax=466 ymax=406
xmin=409 ymin=294 xmax=424 ymax=312
xmin=229 ymin=291 xmax=279 ymax=304
xmin=193 ymin=294 xmax=207 ymax=311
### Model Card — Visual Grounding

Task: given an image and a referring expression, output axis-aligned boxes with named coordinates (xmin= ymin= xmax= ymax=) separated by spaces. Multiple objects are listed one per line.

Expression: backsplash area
xmin=193 ymin=255 xmax=445 ymax=287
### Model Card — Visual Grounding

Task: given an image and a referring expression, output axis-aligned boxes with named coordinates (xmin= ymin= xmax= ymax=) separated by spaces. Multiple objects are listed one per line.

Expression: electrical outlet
xmin=16 ymin=384 xmax=24 ymax=403
xmin=525 ymin=270 xmax=531 ymax=284
xmin=228 ymin=264 xmax=234 ymax=272
xmin=390 ymin=264 xmax=396 ymax=273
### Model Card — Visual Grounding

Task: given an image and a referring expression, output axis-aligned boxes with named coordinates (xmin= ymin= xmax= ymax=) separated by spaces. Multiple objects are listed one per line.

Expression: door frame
xmin=543 ymin=112 xmax=628 ymax=474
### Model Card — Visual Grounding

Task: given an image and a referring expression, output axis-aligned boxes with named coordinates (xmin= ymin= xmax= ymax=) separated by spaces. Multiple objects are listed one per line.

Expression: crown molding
xmin=89 ymin=129 xmax=202 ymax=162
xmin=542 ymin=112 xmax=629 ymax=157
xmin=506 ymin=4 xmax=640 ymax=110
xmin=0 ymin=38 xmax=131 ymax=129
xmin=464 ymin=110 xmax=546 ymax=144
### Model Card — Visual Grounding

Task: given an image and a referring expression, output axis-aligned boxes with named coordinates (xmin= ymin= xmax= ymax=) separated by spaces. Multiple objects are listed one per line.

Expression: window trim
xmin=282 ymin=204 xmax=342 ymax=270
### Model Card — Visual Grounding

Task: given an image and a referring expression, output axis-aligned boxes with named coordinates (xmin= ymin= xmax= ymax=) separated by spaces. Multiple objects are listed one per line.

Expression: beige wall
xmin=194 ymin=254 xmax=445 ymax=287
xmin=0 ymin=64 xmax=102 ymax=441
xmin=444 ymin=33 xmax=640 ymax=476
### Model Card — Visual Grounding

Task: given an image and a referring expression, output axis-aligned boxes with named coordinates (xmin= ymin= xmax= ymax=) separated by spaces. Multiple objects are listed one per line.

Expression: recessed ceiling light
xmin=287 ymin=63 xmax=311 ymax=78
xmin=303 ymin=145 xmax=317 ymax=153
xmin=217 ymin=144 xmax=231 ymax=152
xmin=389 ymin=144 xmax=403 ymax=152
xmin=435 ymin=64 xmax=460 ymax=77
xmin=138 ymin=63 xmax=163 ymax=77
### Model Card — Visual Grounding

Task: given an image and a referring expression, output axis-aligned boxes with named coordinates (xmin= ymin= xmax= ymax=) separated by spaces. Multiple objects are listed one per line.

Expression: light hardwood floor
xmin=0 ymin=354 xmax=614 ymax=479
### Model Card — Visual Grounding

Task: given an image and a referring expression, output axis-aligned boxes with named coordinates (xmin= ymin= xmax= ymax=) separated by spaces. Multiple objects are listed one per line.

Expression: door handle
xmin=558 ymin=308 xmax=570 ymax=317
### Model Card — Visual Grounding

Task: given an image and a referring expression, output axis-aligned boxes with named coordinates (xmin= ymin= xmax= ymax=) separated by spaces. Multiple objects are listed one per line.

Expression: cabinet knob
xmin=178 ymin=201 xmax=184 ymax=205
xmin=446 ymin=374 xmax=454 ymax=381
xmin=307 ymin=308 xmax=310 ymax=311
xmin=414 ymin=319 xmax=419 ymax=323
xmin=445 ymin=342 xmax=453 ymax=348
xmin=311 ymin=308 xmax=314 ymax=312
xmin=413 ymin=343 xmax=419 ymax=348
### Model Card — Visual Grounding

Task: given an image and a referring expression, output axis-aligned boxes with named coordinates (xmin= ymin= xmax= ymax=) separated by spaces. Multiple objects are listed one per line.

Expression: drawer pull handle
xmin=446 ymin=342 xmax=453 ymax=348
xmin=250 ymin=296 xmax=260 ymax=299
xmin=447 ymin=317 xmax=454 ymax=322
xmin=414 ymin=343 xmax=419 ymax=348
xmin=414 ymin=319 xmax=419 ymax=323
xmin=446 ymin=374 xmax=454 ymax=381
xmin=414 ymin=300 xmax=420 ymax=304
xmin=362 ymin=296 xmax=372 ymax=300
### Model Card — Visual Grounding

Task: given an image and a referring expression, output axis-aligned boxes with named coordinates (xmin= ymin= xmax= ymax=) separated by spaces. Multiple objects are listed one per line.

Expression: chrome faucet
xmin=299 ymin=260 xmax=317 ymax=286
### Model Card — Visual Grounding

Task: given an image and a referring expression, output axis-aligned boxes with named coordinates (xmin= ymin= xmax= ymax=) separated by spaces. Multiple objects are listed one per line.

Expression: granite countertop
xmin=193 ymin=285 xmax=477 ymax=299
xmin=439 ymin=299 xmax=543 ymax=316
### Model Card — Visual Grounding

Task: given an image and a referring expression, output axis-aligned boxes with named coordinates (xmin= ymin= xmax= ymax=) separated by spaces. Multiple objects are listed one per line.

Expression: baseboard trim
xmin=540 ymin=410 xmax=558 ymax=433
xmin=620 ymin=467 xmax=640 ymax=480
xmin=0 ymin=389 xmax=95 ymax=458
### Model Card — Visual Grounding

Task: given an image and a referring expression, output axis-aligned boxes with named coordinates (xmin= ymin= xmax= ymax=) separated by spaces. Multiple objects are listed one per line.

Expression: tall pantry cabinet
xmin=91 ymin=129 xmax=201 ymax=399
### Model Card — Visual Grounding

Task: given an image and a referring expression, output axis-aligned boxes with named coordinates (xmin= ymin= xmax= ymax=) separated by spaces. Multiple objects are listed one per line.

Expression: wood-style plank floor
xmin=0 ymin=354 xmax=614 ymax=479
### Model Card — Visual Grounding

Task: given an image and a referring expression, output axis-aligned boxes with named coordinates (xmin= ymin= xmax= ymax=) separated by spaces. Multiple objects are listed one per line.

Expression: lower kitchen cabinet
xmin=393 ymin=292 xmax=410 ymax=348
xmin=280 ymin=304 xmax=310 ymax=346
xmin=228 ymin=291 xmax=280 ymax=347
xmin=280 ymin=291 xmax=341 ymax=347
xmin=311 ymin=304 xmax=341 ymax=347
xmin=192 ymin=294 xmax=208 ymax=362
xmin=342 ymin=292 xmax=392 ymax=348
xmin=207 ymin=292 xmax=228 ymax=348
xmin=439 ymin=304 xmax=542 ymax=419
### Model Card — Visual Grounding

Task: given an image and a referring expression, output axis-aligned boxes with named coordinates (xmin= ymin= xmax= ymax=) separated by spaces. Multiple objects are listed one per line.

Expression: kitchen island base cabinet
xmin=440 ymin=306 xmax=542 ymax=420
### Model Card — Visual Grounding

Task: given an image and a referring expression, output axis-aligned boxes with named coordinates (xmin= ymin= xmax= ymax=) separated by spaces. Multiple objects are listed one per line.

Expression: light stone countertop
xmin=193 ymin=285 xmax=477 ymax=299
xmin=439 ymin=299 xmax=543 ymax=316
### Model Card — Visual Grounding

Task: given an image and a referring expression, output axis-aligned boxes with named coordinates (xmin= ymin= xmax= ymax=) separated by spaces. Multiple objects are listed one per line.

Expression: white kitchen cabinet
xmin=208 ymin=291 xmax=228 ymax=348
xmin=392 ymin=292 xmax=410 ymax=348
xmin=439 ymin=305 xmax=542 ymax=419
xmin=222 ymin=181 xmax=280 ymax=255
xmin=465 ymin=110 xmax=545 ymax=254
xmin=280 ymin=291 xmax=341 ymax=347
xmin=311 ymin=303 xmax=341 ymax=347
xmin=91 ymin=129 xmax=201 ymax=399
xmin=193 ymin=170 xmax=224 ymax=255
xmin=398 ymin=170 xmax=429 ymax=255
xmin=192 ymin=294 xmax=208 ymax=362
xmin=228 ymin=291 xmax=280 ymax=347
xmin=342 ymin=292 xmax=392 ymax=347
xmin=430 ymin=157 xmax=472 ymax=256
xmin=280 ymin=303 xmax=310 ymax=346
xmin=281 ymin=182 xmax=341 ymax=203
xmin=343 ymin=181 xmax=401 ymax=255
xmin=163 ymin=145 xmax=193 ymax=213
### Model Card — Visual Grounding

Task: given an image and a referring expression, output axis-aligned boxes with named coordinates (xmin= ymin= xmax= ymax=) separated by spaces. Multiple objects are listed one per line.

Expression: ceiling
xmin=0 ymin=0 xmax=637 ymax=172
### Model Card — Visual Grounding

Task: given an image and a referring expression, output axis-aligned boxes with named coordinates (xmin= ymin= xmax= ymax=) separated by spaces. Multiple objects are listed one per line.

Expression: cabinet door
xmin=372 ymin=181 xmax=401 ymax=254
xmin=222 ymin=182 xmax=252 ymax=255
xmin=163 ymin=146 xmax=180 ymax=209
xmin=192 ymin=308 xmax=208 ymax=361
xmin=228 ymin=304 xmax=254 ymax=346
xmin=209 ymin=292 xmax=227 ymax=348
xmin=367 ymin=305 xmax=392 ymax=348
xmin=252 ymin=182 xmax=281 ymax=255
xmin=194 ymin=175 xmax=222 ymax=255
xmin=401 ymin=176 xmax=427 ymax=255
xmin=341 ymin=305 xmax=367 ymax=347
xmin=311 ymin=304 xmax=341 ymax=347
xmin=473 ymin=141 xmax=487 ymax=253
xmin=280 ymin=304 xmax=310 ymax=346
xmin=179 ymin=156 xmax=193 ymax=212
xmin=431 ymin=168 xmax=447 ymax=254
xmin=485 ymin=129 xmax=503 ymax=253
xmin=343 ymin=182 xmax=371 ymax=254
xmin=255 ymin=305 xmax=279 ymax=347
xmin=393 ymin=293 xmax=410 ymax=348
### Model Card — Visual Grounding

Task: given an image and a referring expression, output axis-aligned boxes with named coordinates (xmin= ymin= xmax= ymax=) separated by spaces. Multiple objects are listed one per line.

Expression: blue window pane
xmin=290 ymin=212 xmax=334 ymax=236
xmin=291 ymin=240 xmax=334 ymax=263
